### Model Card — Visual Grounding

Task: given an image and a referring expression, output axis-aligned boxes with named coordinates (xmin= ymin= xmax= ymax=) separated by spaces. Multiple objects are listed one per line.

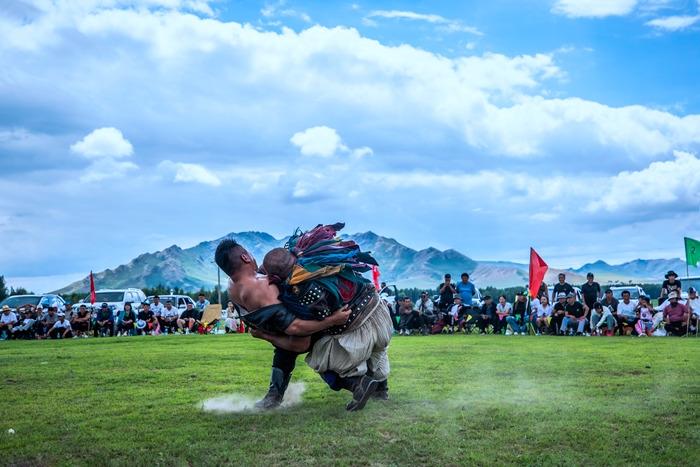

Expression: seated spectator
xmin=550 ymin=293 xmax=567 ymax=334
xmin=94 ymin=303 xmax=114 ymax=337
xmin=0 ymin=305 xmax=18 ymax=340
xmin=177 ymin=302 xmax=200 ymax=334
xmin=38 ymin=306 xmax=60 ymax=339
xmin=532 ymin=295 xmax=553 ymax=335
xmin=687 ymin=287 xmax=699 ymax=335
xmin=561 ymin=292 xmax=587 ymax=336
xmin=71 ymin=304 xmax=91 ymax=337
xmin=635 ymin=296 xmax=655 ymax=337
xmin=47 ymin=312 xmax=73 ymax=339
xmin=446 ymin=296 xmax=467 ymax=334
xmin=398 ymin=297 xmax=416 ymax=335
xmin=117 ymin=302 xmax=137 ymax=336
xmin=663 ymin=292 xmax=689 ymax=336
xmin=615 ymin=290 xmax=637 ymax=335
xmin=494 ymin=295 xmax=511 ymax=335
xmin=136 ymin=302 xmax=158 ymax=335
xmin=600 ymin=289 xmax=619 ymax=320
xmin=476 ymin=295 xmax=496 ymax=334
xmin=415 ymin=291 xmax=436 ymax=335
xmin=659 ymin=270 xmax=682 ymax=305
xmin=506 ymin=291 xmax=528 ymax=335
xmin=11 ymin=307 xmax=37 ymax=340
xmin=150 ymin=295 xmax=165 ymax=318
xmin=160 ymin=300 xmax=180 ymax=334
xmin=590 ymin=302 xmax=615 ymax=336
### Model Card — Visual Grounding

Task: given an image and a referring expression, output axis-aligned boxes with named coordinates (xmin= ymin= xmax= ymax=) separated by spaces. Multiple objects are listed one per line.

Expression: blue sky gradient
xmin=1 ymin=0 xmax=699 ymax=289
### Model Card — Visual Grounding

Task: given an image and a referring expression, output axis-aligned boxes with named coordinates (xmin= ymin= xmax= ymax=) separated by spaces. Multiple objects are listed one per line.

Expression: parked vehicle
xmin=146 ymin=295 xmax=196 ymax=315
xmin=0 ymin=294 xmax=66 ymax=312
xmin=680 ymin=276 xmax=700 ymax=300
xmin=547 ymin=286 xmax=583 ymax=303
xmin=79 ymin=288 xmax=147 ymax=317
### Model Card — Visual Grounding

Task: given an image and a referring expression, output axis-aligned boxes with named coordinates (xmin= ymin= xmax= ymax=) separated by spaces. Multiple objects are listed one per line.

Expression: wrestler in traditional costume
xmin=214 ymin=223 xmax=393 ymax=411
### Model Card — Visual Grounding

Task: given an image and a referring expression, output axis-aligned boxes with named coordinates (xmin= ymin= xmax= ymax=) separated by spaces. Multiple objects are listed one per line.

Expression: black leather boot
xmin=255 ymin=367 xmax=291 ymax=410
xmin=372 ymin=379 xmax=389 ymax=400
xmin=346 ymin=375 xmax=379 ymax=411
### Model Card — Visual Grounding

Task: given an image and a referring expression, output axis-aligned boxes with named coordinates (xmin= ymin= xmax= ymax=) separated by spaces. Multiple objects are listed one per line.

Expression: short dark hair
xmin=444 ymin=273 xmax=451 ymax=279
xmin=621 ymin=290 xmax=630 ymax=296
xmin=461 ymin=273 xmax=469 ymax=278
xmin=605 ymin=289 xmax=612 ymax=294
xmin=215 ymin=239 xmax=246 ymax=276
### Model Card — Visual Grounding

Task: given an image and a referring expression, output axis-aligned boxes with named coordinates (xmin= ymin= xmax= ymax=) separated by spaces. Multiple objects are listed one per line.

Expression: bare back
xmin=229 ymin=275 xmax=281 ymax=313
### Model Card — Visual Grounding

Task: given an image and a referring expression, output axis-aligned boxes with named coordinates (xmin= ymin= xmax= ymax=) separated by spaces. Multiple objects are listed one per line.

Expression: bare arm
xmin=285 ymin=306 xmax=351 ymax=336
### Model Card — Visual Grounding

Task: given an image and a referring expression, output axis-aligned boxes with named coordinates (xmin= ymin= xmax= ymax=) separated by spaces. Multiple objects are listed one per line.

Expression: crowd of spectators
xmin=0 ymin=297 xmax=243 ymax=340
xmin=382 ymin=270 xmax=699 ymax=337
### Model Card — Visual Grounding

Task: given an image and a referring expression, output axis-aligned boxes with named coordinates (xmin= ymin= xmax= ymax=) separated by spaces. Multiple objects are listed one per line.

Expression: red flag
xmin=89 ymin=271 xmax=96 ymax=305
xmin=371 ymin=265 xmax=381 ymax=291
xmin=528 ymin=248 xmax=548 ymax=298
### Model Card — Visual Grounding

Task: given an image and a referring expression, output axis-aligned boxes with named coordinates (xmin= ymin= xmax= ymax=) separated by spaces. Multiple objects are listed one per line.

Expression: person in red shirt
xmin=663 ymin=292 xmax=689 ymax=336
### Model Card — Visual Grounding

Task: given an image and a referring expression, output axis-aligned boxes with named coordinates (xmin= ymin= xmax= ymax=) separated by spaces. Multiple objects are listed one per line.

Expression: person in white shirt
xmin=590 ymin=302 xmax=615 ymax=336
xmin=614 ymin=290 xmax=637 ymax=335
xmin=494 ymin=295 xmax=512 ymax=334
xmin=0 ymin=305 xmax=18 ymax=340
xmin=150 ymin=295 xmax=165 ymax=318
xmin=224 ymin=301 xmax=241 ymax=333
xmin=48 ymin=312 xmax=73 ymax=339
xmin=159 ymin=300 xmax=179 ymax=334
xmin=196 ymin=293 xmax=210 ymax=312
xmin=532 ymin=295 xmax=553 ymax=335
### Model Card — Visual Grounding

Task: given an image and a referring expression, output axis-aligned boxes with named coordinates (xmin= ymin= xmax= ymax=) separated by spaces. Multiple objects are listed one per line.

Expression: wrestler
xmin=215 ymin=238 xmax=382 ymax=411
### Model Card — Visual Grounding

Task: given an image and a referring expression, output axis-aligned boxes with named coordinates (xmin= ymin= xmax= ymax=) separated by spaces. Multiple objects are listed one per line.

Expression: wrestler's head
xmin=215 ymin=239 xmax=257 ymax=278
xmin=262 ymin=248 xmax=296 ymax=284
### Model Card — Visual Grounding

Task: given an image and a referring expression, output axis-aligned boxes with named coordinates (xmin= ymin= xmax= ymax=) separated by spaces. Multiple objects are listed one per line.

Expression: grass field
xmin=1 ymin=334 xmax=699 ymax=466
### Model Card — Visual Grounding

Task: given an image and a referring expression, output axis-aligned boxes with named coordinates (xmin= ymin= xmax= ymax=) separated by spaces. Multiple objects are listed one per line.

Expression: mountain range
xmin=55 ymin=231 xmax=697 ymax=294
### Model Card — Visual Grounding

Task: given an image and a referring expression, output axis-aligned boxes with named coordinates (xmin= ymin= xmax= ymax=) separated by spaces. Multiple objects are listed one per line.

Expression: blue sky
xmin=1 ymin=0 xmax=699 ymax=290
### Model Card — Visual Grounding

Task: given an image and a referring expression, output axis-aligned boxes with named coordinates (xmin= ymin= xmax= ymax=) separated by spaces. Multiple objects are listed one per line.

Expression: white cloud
xmin=158 ymin=160 xmax=221 ymax=186
xmin=587 ymin=150 xmax=700 ymax=212
xmin=646 ymin=14 xmax=700 ymax=30
xmin=261 ymin=1 xmax=311 ymax=23
xmin=290 ymin=126 xmax=347 ymax=157
xmin=80 ymin=158 xmax=138 ymax=182
xmin=366 ymin=9 xmax=483 ymax=35
xmin=70 ymin=127 xmax=133 ymax=159
xmin=552 ymin=0 xmax=639 ymax=18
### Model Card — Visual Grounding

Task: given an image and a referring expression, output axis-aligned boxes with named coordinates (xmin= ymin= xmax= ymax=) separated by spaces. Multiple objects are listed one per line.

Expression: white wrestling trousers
xmin=305 ymin=299 xmax=393 ymax=381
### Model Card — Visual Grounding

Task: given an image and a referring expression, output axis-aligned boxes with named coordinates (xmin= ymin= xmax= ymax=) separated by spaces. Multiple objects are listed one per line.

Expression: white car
xmin=79 ymin=288 xmax=147 ymax=317
xmin=146 ymin=295 xmax=196 ymax=316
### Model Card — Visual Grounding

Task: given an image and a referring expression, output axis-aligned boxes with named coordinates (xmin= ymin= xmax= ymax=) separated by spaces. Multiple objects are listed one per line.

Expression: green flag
xmin=685 ymin=237 xmax=700 ymax=267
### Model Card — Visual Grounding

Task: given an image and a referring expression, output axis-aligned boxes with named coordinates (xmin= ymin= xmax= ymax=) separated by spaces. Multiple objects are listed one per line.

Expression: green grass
xmin=1 ymin=334 xmax=699 ymax=466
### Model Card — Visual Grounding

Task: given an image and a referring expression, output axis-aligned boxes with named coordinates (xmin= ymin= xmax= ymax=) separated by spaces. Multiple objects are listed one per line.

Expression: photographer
xmin=438 ymin=274 xmax=456 ymax=313
xmin=415 ymin=291 xmax=436 ymax=335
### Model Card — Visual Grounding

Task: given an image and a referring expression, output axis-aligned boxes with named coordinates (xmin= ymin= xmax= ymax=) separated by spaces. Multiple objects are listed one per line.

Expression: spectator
xmin=561 ymin=292 xmax=587 ymax=336
xmin=659 ymin=270 xmax=682 ymax=304
xmin=687 ymin=287 xmax=699 ymax=335
xmin=224 ymin=301 xmax=240 ymax=333
xmin=160 ymin=300 xmax=180 ymax=334
xmin=635 ymin=296 xmax=655 ymax=337
xmin=398 ymin=297 xmax=416 ymax=335
xmin=0 ymin=305 xmax=18 ymax=340
xmin=47 ymin=312 xmax=73 ymax=339
xmin=378 ymin=282 xmax=393 ymax=296
xmin=438 ymin=274 xmax=457 ymax=313
xmin=601 ymin=289 xmax=619 ymax=315
xmin=615 ymin=291 xmax=637 ymax=335
xmin=551 ymin=293 xmax=567 ymax=334
xmin=552 ymin=273 xmax=574 ymax=301
xmin=446 ymin=296 xmax=466 ymax=334
xmin=506 ymin=291 xmax=528 ymax=335
xmin=476 ymin=295 xmax=496 ymax=334
xmin=136 ymin=302 xmax=158 ymax=335
xmin=71 ymin=304 xmax=91 ymax=337
xmin=94 ymin=303 xmax=114 ymax=337
xmin=415 ymin=291 xmax=436 ymax=335
xmin=11 ymin=307 xmax=37 ymax=340
xmin=580 ymin=273 xmax=601 ymax=311
xmin=32 ymin=305 xmax=46 ymax=337
xmin=196 ymin=293 xmax=210 ymax=312
xmin=117 ymin=302 xmax=137 ymax=336
xmin=533 ymin=295 xmax=553 ymax=335
xmin=150 ymin=295 xmax=165 ymax=318
xmin=177 ymin=302 xmax=200 ymax=334
xmin=456 ymin=273 xmax=476 ymax=308
xmin=39 ymin=307 xmax=60 ymax=339
xmin=663 ymin=292 xmax=689 ymax=336
xmin=590 ymin=302 xmax=615 ymax=336
xmin=64 ymin=303 xmax=75 ymax=321
xmin=494 ymin=295 xmax=512 ymax=335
